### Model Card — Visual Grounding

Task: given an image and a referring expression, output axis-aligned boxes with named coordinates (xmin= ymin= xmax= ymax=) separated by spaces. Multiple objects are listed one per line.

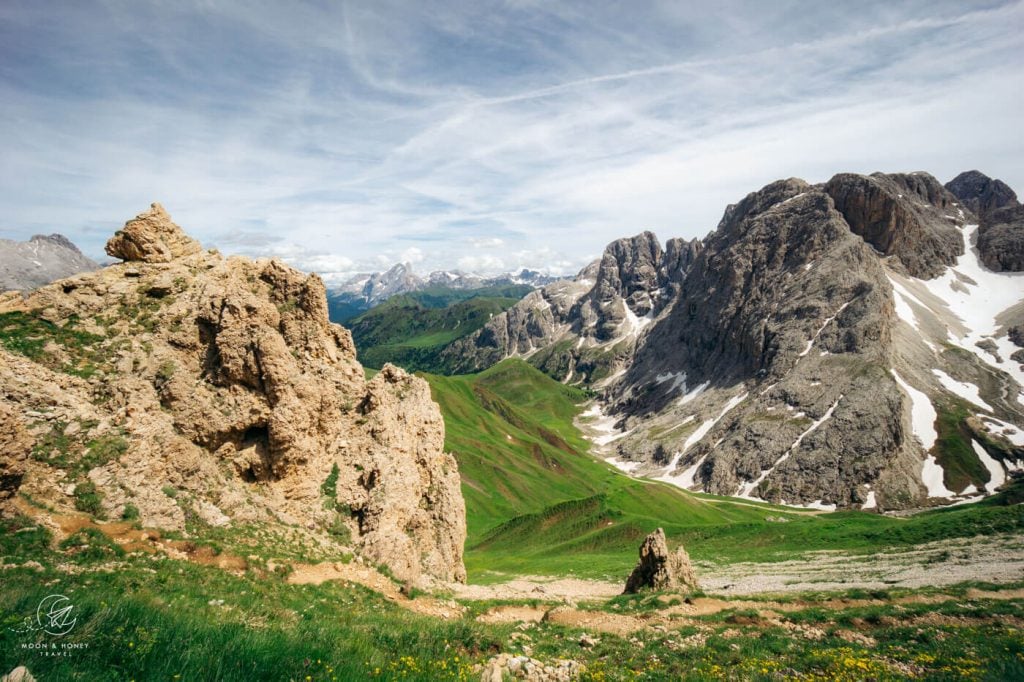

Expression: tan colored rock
xmin=105 ymin=202 xmax=203 ymax=263
xmin=1 ymin=204 xmax=466 ymax=584
xmin=623 ymin=528 xmax=699 ymax=594
xmin=2 ymin=666 xmax=36 ymax=682
xmin=0 ymin=402 xmax=32 ymax=517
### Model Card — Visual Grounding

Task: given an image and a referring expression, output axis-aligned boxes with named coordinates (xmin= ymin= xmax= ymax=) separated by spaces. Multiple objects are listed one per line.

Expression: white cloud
xmin=457 ymin=254 xmax=506 ymax=273
xmin=470 ymin=237 xmax=505 ymax=248
xmin=400 ymin=246 xmax=425 ymax=264
xmin=0 ymin=0 xmax=1020 ymax=276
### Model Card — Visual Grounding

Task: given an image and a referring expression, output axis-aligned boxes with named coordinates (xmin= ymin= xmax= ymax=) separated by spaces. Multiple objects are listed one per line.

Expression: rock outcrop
xmin=623 ymin=528 xmax=698 ymax=594
xmin=0 ymin=233 xmax=98 ymax=292
xmin=945 ymin=170 xmax=1018 ymax=219
xmin=976 ymin=205 xmax=1024 ymax=272
xmin=0 ymin=403 xmax=31 ymax=517
xmin=0 ymin=204 xmax=466 ymax=584
xmin=824 ymin=172 xmax=964 ymax=279
xmin=105 ymin=203 xmax=203 ymax=263
xmin=442 ymin=232 xmax=701 ymax=384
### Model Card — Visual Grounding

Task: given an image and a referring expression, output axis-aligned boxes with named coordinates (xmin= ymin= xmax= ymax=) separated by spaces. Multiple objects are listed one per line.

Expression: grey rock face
xmin=607 ymin=178 xmax=933 ymax=509
xmin=442 ymin=232 xmax=698 ymax=382
xmin=940 ymin=171 xmax=1024 ymax=272
xmin=976 ymin=205 xmax=1024 ymax=272
xmin=945 ymin=170 xmax=1018 ymax=219
xmin=0 ymin=233 xmax=98 ymax=292
xmin=824 ymin=172 xmax=964 ymax=279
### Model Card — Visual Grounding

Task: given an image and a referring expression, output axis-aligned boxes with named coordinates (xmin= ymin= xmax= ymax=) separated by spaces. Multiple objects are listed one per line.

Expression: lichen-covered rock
xmin=1 ymin=204 xmax=466 ymax=585
xmin=105 ymin=203 xmax=203 ymax=263
xmin=623 ymin=528 xmax=698 ymax=593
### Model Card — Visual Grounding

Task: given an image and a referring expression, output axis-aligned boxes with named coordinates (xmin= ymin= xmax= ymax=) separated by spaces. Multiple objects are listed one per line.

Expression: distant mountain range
xmin=0 ymin=233 xmax=99 ymax=291
xmin=327 ymin=263 xmax=561 ymax=322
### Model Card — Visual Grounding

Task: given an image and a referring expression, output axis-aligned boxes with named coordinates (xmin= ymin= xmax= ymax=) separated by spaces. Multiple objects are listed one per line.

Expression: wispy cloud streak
xmin=0 ymin=0 xmax=1020 ymax=280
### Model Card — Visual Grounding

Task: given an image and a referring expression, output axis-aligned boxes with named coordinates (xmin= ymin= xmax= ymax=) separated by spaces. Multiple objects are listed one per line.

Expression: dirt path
xmin=452 ymin=575 xmax=622 ymax=602
xmin=285 ymin=561 xmax=465 ymax=619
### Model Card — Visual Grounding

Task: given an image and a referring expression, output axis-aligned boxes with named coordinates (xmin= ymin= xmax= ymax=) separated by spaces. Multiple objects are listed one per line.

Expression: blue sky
xmin=1 ymin=0 xmax=1021 ymax=281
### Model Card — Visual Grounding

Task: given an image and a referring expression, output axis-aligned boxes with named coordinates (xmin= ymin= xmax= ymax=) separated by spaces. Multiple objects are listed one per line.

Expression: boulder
xmin=105 ymin=203 xmax=203 ymax=263
xmin=623 ymin=528 xmax=699 ymax=593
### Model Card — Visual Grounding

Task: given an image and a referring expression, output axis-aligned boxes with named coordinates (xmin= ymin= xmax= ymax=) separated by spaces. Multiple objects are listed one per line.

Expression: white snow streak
xmin=659 ymin=392 xmax=748 ymax=485
xmin=972 ymin=440 xmax=1005 ymax=493
xmin=738 ymin=396 xmax=843 ymax=498
xmin=798 ymin=302 xmax=851 ymax=358
xmin=931 ymin=369 xmax=992 ymax=412
xmin=891 ymin=370 xmax=937 ymax=450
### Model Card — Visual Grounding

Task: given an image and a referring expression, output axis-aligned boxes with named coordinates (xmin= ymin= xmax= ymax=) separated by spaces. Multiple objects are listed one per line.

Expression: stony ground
xmin=452 ymin=532 xmax=1024 ymax=605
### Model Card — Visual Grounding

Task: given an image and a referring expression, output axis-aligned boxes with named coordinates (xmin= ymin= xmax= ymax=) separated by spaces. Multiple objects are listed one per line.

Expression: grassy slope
xmin=427 ymin=359 xmax=1024 ymax=583
xmin=5 ymin=517 xmax=1022 ymax=681
xmin=347 ymin=288 xmax=530 ymax=372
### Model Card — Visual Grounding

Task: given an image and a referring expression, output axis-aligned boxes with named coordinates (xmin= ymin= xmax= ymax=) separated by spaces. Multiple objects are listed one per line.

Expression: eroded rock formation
xmin=0 ymin=204 xmax=466 ymax=584
xmin=623 ymin=528 xmax=699 ymax=593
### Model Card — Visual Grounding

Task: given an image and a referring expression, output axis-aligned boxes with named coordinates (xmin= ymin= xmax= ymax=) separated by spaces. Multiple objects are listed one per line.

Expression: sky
xmin=1 ymin=0 xmax=1022 ymax=282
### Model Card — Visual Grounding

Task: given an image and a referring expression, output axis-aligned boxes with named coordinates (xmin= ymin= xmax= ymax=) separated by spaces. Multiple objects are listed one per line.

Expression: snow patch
xmin=677 ymin=381 xmax=710 ymax=406
xmin=891 ymin=370 xmax=937 ymax=450
xmin=861 ymin=490 xmax=877 ymax=510
xmin=655 ymin=371 xmax=687 ymax=394
xmin=972 ymin=440 xmax=1005 ymax=493
xmin=980 ymin=416 xmax=1024 ymax=446
xmin=895 ymin=224 xmax=1024 ymax=404
xmin=931 ymin=369 xmax=992 ymax=411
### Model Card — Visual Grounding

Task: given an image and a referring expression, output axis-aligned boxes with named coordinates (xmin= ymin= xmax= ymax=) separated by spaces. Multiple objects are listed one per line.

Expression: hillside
xmin=426 ymin=359 xmax=1024 ymax=581
xmin=438 ymin=170 xmax=1024 ymax=513
xmin=346 ymin=286 xmax=531 ymax=372
xmin=1 ymin=233 xmax=98 ymax=291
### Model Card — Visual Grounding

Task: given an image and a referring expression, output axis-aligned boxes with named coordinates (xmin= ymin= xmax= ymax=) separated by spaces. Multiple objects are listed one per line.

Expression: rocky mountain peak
xmin=945 ymin=170 xmax=1018 ymax=219
xmin=824 ymin=171 xmax=964 ymax=279
xmin=105 ymin=202 xmax=204 ymax=263
xmin=586 ymin=231 xmax=666 ymax=327
xmin=1 ymin=232 xmax=99 ymax=292
xmin=716 ymin=178 xmax=811 ymax=236
xmin=29 ymin=233 xmax=82 ymax=253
